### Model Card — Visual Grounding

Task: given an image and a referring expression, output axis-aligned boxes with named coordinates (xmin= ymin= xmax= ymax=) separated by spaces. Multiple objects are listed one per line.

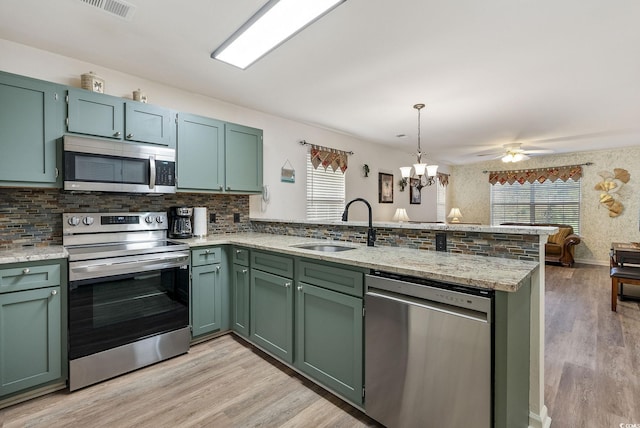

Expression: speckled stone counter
xmin=0 ymin=246 xmax=67 ymax=265
xmin=180 ymin=232 xmax=538 ymax=292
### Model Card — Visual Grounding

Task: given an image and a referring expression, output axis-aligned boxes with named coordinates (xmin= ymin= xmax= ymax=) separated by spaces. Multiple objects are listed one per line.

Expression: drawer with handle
xmin=192 ymin=247 xmax=222 ymax=266
xmin=0 ymin=263 xmax=61 ymax=294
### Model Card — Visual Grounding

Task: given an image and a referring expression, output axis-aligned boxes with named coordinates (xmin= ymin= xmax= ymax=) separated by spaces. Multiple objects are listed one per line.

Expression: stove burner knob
xmin=156 ymin=216 xmax=164 ymax=224
xmin=145 ymin=216 xmax=155 ymax=224
xmin=68 ymin=216 xmax=81 ymax=226
xmin=83 ymin=216 xmax=94 ymax=226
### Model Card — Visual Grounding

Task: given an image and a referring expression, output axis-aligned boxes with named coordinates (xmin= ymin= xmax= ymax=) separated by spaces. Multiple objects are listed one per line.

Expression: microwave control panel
xmin=155 ymin=161 xmax=176 ymax=186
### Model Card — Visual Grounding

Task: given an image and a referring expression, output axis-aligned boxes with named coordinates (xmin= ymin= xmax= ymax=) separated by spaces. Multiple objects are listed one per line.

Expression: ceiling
xmin=1 ymin=0 xmax=639 ymax=165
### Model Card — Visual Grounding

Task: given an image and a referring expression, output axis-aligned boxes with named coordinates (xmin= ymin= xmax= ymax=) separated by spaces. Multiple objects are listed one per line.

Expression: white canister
xmin=193 ymin=207 xmax=208 ymax=237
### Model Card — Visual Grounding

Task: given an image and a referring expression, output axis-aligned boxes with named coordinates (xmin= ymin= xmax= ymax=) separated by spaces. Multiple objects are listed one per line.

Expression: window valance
xmin=437 ymin=172 xmax=449 ymax=187
xmin=309 ymin=144 xmax=350 ymax=173
xmin=488 ymin=164 xmax=583 ymax=185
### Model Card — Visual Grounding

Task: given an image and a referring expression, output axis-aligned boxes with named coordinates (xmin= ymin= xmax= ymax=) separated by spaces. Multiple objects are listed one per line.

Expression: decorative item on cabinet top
xmin=133 ymin=89 xmax=147 ymax=103
xmin=81 ymin=71 xmax=104 ymax=93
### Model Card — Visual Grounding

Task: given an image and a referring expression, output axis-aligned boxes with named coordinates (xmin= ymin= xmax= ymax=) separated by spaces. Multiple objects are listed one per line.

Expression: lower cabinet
xmin=191 ymin=247 xmax=227 ymax=339
xmin=295 ymin=282 xmax=363 ymax=405
xmin=250 ymin=269 xmax=293 ymax=363
xmin=191 ymin=264 xmax=223 ymax=337
xmin=231 ymin=263 xmax=250 ymax=338
xmin=0 ymin=260 xmax=66 ymax=398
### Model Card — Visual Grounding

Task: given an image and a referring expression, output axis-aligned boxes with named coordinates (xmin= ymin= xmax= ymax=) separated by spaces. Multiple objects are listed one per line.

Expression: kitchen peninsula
xmin=0 ymin=220 xmax=552 ymax=428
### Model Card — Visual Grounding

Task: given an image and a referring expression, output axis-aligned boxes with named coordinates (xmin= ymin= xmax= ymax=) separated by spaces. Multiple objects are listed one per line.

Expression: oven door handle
xmin=69 ymin=254 xmax=189 ymax=281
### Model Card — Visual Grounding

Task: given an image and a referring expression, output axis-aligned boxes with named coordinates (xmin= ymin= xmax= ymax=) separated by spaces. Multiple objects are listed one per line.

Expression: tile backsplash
xmin=0 ymin=189 xmax=250 ymax=250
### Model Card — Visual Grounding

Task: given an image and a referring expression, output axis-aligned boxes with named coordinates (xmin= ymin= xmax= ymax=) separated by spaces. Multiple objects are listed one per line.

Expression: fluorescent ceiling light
xmin=212 ymin=0 xmax=346 ymax=69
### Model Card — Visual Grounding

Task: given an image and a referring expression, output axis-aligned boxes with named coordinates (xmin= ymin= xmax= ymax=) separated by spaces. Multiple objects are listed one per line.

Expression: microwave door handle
xmin=149 ymin=154 xmax=156 ymax=189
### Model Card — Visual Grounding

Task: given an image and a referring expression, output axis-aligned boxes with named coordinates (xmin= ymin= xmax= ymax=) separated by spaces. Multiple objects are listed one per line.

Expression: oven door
xmin=68 ymin=261 xmax=189 ymax=360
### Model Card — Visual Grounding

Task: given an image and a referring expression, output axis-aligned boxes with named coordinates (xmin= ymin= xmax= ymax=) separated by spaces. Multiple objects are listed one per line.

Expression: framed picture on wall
xmin=410 ymin=178 xmax=421 ymax=204
xmin=378 ymin=172 xmax=394 ymax=203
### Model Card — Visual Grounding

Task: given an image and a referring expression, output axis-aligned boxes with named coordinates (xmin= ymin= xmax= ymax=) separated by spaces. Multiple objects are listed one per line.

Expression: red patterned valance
xmin=310 ymin=144 xmax=349 ymax=173
xmin=488 ymin=165 xmax=583 ymax=185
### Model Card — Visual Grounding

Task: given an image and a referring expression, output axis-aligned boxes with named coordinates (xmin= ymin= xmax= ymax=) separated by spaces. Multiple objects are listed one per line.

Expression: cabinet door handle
xmin=215 ymin=266 xmax=221 ymax=272
xmin=218 ymin=185 xmax=223 ymax=190
xmin=51 ymin=289 xmax=57 ymax=296
xmin=242 ymin=269 xmax=248 ymax=274
xmin=297 ymin=285 xmax=303 ymax=292
xmin=205 ymin=249 xmax=210 ymax=254
xmin=126 ymin=133 xmax=133 ymax=139
xmin=236 ymin=249 xmax=242 ymax=254
xmin=114 ymin=131 xmax=121 ymax=137
xmin=22 ymin=268 xmax=30 ymax=274
xmin=284 ymin=282 xmax=291 ymax=288
xmin=226 ymin=186 xmax=231 ymax=191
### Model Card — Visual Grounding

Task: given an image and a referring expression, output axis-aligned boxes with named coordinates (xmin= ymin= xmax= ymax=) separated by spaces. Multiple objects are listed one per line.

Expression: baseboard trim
xmin=529 ymin=405 xmax=552 ymax=428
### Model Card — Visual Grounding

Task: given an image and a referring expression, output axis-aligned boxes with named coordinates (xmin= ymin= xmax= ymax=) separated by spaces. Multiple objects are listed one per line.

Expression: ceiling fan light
xmin=426 ymin=164 xmax=438 ymax=177
xmin=512 ymin=153 xmax=524 ymax=162
xmin=502 ymin=153 xmax=514 ymax=163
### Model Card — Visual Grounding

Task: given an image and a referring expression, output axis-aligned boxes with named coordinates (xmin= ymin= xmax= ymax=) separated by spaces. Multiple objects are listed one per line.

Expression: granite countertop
xmin=182 ymin=233 xmax=538 ymax=292
xmin=250 ymin=217 xmax=558 ymax=236
xmin=0 ymin=233 xmax=538 ymax=292
xmin=0 ymin=246 xmax=68 ymax=265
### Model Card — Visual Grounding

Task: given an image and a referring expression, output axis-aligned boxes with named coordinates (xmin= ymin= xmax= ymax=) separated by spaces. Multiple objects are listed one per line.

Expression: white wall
xmin=449 ymin=146 xmax=640 ymax=264
xmin=0 ymin=39 xmax=446 ymax=223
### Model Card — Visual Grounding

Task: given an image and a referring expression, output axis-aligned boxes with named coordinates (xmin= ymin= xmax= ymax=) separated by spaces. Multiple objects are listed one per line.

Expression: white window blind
xmin=490 ymin=179 xmax=581 ymax=233
xmin=436 ymin=182 xmax=446 ymax=222
xmin=306 ymin=156 xmax=346 ymax=221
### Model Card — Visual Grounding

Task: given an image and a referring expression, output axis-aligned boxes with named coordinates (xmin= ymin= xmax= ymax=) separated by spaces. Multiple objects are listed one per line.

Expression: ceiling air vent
xmin=78 ymin=0 xmax=137 ymax=21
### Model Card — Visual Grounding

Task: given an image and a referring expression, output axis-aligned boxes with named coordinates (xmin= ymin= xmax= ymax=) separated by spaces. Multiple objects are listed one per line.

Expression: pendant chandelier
xmin=400 ymin=103 xmax=438 ymax=191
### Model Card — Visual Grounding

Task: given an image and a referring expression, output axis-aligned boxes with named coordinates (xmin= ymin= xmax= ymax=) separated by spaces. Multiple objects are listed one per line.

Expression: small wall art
xmin=281 ymin=159 xmax=295 ymax=183
xmin=378 ymin=172 xmax=394 ymax=203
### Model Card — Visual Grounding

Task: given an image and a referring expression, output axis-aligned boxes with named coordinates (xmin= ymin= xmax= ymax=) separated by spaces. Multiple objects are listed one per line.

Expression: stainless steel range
xmin=63 ymin=212 xmax=191 ymax=391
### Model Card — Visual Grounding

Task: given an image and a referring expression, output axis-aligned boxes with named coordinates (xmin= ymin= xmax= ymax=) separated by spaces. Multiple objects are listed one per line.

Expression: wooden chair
xmin=610 ymin=250 xmax=640 ymax=311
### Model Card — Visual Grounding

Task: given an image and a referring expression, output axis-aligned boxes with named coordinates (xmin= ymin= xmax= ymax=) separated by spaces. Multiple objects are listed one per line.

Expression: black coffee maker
xmin=169 ymin=206 xmax=193 ymax=239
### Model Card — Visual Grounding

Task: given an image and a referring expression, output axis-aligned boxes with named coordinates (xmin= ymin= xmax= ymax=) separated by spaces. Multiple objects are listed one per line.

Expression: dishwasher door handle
xmin=366 ymin=289 xmax=489 ymax=323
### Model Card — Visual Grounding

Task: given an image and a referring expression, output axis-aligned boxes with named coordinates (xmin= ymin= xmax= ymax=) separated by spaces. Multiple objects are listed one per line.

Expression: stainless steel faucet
xmin=341 ymin=198 xmax=376 ymax=247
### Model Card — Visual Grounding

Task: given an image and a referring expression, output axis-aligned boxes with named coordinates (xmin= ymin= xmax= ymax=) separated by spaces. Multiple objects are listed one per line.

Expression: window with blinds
xmin=490 ymin=179 xmax=581 ymax=233
xmin=306 ymin=156 xmax=346 ymax=221
xmin=436 ymin=183 xmax=446 ymax=222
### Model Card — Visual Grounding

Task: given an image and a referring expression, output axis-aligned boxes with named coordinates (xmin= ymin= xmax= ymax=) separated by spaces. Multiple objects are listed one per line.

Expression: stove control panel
xmin=63 ymin=212 xmax=168 ymax=234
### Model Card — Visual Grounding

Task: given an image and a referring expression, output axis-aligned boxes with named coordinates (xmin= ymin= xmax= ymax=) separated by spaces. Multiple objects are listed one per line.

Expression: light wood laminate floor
xmin=0 ymin=335 xmax=379 ymax=428
xmin=545 ymin=264 xmax=640 ymax=427
xmin=2 ymin=264 xmax=639 ymax=427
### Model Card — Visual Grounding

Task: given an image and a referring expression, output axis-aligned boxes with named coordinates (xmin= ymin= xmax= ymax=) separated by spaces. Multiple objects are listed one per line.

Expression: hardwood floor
xmin=545 ymin=263 xmax=640 ymax=427
xmin=0 ymin=335 xmax=379 ymax=428
xmin=2 ymin=264 xmax=639 ymax=427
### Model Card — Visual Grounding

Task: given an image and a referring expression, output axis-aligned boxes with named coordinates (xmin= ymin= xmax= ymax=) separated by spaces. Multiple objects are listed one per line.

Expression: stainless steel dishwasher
xmin=365 ymin=271 xmax=493 ymax=428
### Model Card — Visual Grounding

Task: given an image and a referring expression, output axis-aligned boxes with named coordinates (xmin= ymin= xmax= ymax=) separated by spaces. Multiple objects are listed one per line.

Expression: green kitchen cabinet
xmin=67 ymin=88 xmax=175 ymax=147
xmin=0 ymin=260 xmax=66 ymax=398
xmin=0 ymin=71 xmax=64 ymax=187
xmin=294 ymin=259 xmax=364 ymax=405
xmin=231 ymin=263 xmax=250 ymax=338
xmin=176 ymin=113 xmax=225 ymax=192
xmin=175 ymin=113 xmax=262 ymax=194
xmin=250 ymin=268 xmax=293 ymax=363
xmin=295 ymin=282 xmax=363 ymax=405
xmin=191 ymin=247 xmax=226 ymax=339
xmin=224 ymin=123 xmax=263 ymax=193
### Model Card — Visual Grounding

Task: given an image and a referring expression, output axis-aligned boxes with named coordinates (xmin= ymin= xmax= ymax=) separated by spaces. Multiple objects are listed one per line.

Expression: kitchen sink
xmin=293 ymin=243 xmax=356 ymax=252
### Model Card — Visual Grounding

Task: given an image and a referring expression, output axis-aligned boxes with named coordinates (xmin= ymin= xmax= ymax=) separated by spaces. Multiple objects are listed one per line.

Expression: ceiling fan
xmin=477 ymin=143 xmax=554 ymax=163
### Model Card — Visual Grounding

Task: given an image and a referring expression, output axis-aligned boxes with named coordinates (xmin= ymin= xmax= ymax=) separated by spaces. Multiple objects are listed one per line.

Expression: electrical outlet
xmin=435 ymin=233 xmax=447 ymax=252
xmin=210 ymin=213 xmax=216 ymax=223
xmin=233 ymin=213 xmax=240 ymax=223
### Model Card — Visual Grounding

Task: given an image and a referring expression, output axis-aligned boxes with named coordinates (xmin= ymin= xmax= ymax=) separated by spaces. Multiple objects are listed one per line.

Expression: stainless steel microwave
xmin=63 ymin=135 xmax=176 ymax=194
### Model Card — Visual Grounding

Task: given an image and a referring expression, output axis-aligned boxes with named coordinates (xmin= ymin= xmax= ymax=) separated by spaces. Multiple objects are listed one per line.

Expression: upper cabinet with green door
xmin=176 ymin=113 xmax=225 ymax=192
xmin=225 ymin=123 xmax=263 ymax=193
xmin=0 ymin=71 xmax=64 ymax=187
xmin=176 ymin=114 xmax=262 ymax=194
xmin=66 ymin=88 xmax=175 ymax=147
